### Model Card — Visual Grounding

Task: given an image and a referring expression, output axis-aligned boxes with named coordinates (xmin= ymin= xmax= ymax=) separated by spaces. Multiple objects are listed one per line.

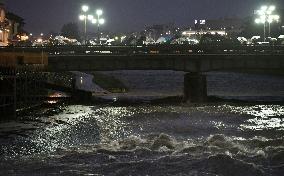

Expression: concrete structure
xmin=0 ymin=52 xmax=48 ymax=67
xmin=47 ymin=52 xmax=284 ymax=103
xmin=184 ymin=73 xmax=207 ymax=102
xmin=1 ymin=46 xmax=284 ymax=103
xmin=47 ymin=53 xmax=284 ymax=73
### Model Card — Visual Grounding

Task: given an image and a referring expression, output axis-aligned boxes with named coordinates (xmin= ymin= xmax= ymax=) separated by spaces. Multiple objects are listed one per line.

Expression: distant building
xmin=6 ymin=12 xmax=28 ymax=42
xmin=0 ymin=2 xmax=27 ymax=45
xmin=194 ymin=18 xmax=244 ymax=36
xmin=194 ymin=19 xmax=206 ymax=30
xmin=182 ymin=29 xmax=227 ymax=38
xmin=0 ymin=2 xmax=9 ymax=45
xmin=145 ymin=23 xmax=176 ymax=41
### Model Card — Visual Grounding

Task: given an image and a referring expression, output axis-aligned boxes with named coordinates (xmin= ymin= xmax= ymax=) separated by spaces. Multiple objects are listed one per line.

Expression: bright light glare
xmin=96 ymin=9 xmax=103 ymax=16
xmin=87 ymin=15 xmax=94 ymax=20
xmin=92 ymin=19 xmax=97 ymax=24
xmin=274 ymin=15 xmax=280 ymax=21
xmin=261 ymin=5 xmax=268 ymax=11
xmin=255 ymin=5 xmax=280 ymax=24
xmin=269 ymin=5 xmax=275 ymax=12
xmin=267 ymin=18 xmax=273 ymax=23
xmin=79 ymin=15 xmax=85 ymax=20
xmin=99 ymin=19 xmax=105 ymax=24
xmin=82 ymin=5 xmax=89 ymax=12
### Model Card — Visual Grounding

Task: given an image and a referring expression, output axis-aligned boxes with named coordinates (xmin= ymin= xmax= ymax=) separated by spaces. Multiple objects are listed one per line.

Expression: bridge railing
xmin=1 ymin=45 xmax=284 ymax=55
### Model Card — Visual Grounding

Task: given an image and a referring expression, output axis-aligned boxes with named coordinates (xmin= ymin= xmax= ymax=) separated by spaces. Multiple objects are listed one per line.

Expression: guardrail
xmin=1 ymin=44 xmax=284 ymax=55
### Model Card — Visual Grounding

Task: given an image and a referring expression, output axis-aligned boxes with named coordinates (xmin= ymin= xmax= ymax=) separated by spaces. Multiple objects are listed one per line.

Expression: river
xmin=0 ymin=71 xmax=284 ymax=176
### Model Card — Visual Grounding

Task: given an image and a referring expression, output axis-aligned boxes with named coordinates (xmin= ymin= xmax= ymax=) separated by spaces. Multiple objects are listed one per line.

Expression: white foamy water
xmin=0 ymin=104 xmax=284 ymax=175
xmin=0 ymin=71 xmax=284 ymax=175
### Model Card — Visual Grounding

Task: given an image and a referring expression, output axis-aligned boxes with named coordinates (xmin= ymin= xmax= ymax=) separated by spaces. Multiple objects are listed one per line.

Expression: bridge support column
xmin=184 ymin=72 xmax=207 ymax=103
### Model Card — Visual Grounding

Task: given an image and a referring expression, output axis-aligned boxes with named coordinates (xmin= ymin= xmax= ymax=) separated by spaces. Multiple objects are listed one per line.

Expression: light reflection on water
xmin=29 ymin=105 xmax=93 ymax=154
xmin=221 ymin=105 xmax=284 ymax=131
xmin=1 ymin=103 xmax=284 ymax=176
xmin=1 ymin=71 xmax=284 ymax=175
xmin=93 ymin=107 xmax=135 ymax=142
xmin=2 ymin=104 xmax=284 ymax=158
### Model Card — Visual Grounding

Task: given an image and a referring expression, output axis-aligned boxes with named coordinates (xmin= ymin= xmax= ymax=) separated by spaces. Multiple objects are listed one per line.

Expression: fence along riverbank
xmin=0 ymin=52 xmax=48 ymax=119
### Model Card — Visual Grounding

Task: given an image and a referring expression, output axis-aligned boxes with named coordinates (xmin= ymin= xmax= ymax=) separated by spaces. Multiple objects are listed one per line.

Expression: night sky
xmin=4 ymin=0 xmax=284 ymax=35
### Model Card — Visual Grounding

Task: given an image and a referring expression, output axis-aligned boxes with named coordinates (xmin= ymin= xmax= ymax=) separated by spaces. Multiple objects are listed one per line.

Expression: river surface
xmin=0 ymin=71 xmax=284 ymax=176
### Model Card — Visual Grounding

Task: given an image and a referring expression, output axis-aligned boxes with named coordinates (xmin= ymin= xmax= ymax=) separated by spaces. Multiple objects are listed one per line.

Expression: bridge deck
xmin=47 ymin=53 xmax=284 ymax=72
xmin=0 ymin=45 xmax=283 ymax=72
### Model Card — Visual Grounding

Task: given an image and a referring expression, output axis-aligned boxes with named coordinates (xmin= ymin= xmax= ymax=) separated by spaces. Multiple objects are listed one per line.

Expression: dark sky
xmin=4 ymin=0 xmax=284 ymax=35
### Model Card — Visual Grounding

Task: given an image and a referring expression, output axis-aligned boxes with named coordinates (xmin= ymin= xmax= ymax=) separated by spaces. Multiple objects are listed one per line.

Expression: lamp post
xmin=79 ymin=5 xmax=92 ymax=45
xmin=91 ymin=9 xmax=105 ymax=45
xmin=268 ymin=14 xmax=280 ymax=37
xmin=255 ymin=5 xmax=280 ymax=42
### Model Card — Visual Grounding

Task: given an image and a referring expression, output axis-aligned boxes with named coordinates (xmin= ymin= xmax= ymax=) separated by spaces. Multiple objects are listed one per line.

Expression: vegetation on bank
xmin=91 ymin=72 xmax=128 ymax=93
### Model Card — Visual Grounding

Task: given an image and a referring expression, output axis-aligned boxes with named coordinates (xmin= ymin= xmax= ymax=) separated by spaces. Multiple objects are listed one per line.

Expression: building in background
xmin=145 ymin=23 xmax=176 ymax=41
xmin=182 ymin=29 xmax=227 ymax=38
xmin=0 ymin=2 xmax=28 ymax=45
xmin=0 ymin=2 xmax=9 ymax=46
xmin=6 ymin=12 xmax=28 ymax=42
xmin=194 ymin=18 xmax=244 ymax=37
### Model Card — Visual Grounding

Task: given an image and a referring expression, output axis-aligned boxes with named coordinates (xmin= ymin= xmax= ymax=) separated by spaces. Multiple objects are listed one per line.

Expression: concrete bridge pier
xmin=70 ymin=77 xmax=92 ymax=102
xmin=184 ymin=72 xmax=207 ymax=103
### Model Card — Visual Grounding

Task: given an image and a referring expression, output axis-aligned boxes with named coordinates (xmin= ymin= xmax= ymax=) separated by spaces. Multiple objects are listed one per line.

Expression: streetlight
xmin=268 ymin=15 xmax=280 ymax=37
xmin=79 ymin=5 xmax=92 ymax=44
xmin=92 ymin=9 xmax=105 ymax=45
xmin=255 ymin=5 xmax=280 ymax=41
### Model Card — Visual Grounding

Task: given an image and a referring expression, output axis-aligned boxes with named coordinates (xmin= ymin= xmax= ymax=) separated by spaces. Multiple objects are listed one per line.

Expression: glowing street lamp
xmin=91 ymin=9 xmax=105 ymax=45
xmin=96 ymin=9 xmax=103 ymax=16
xmin=268 ymin=14 xmax=280 ymax=36
xmin=255 ymin=5 xmax=280 ymax=41
xmin=82 ymin=5 xmax=89 ymax=12
xmin=79 ymin=5 xmax=92 ymax=44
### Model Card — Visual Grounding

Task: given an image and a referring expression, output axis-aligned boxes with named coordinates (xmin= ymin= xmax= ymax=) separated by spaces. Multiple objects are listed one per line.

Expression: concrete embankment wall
xmin=0 ymin=52 xmax=48 ymax=67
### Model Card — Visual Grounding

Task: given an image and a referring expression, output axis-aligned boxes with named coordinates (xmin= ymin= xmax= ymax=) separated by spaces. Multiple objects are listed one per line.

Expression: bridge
xmin=1 ymin=45 xmax=284 ymax=72
xmin=1 ymin=45 xmax=284 ymax=103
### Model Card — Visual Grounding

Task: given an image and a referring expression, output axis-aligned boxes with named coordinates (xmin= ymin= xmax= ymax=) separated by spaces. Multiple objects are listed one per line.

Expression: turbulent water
xmin=0 ymin=71 xmax=284 ymax=176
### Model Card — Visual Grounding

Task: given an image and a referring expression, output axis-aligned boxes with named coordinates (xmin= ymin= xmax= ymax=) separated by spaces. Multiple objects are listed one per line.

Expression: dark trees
xmin=61 ymin=22 xmax=80 ymax=40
